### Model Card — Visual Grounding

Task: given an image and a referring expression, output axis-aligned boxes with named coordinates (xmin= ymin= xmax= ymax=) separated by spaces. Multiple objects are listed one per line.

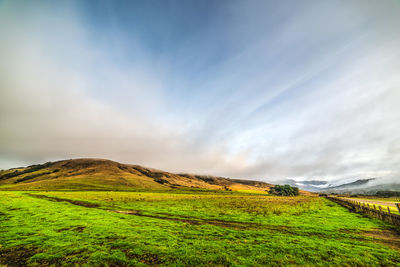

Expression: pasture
xmin=0 ymin=190 xmax=399 ymax=266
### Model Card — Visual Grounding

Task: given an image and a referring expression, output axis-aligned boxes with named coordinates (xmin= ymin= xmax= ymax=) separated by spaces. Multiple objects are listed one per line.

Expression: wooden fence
xmin=326 ymin=196 xmax=400 ymax=227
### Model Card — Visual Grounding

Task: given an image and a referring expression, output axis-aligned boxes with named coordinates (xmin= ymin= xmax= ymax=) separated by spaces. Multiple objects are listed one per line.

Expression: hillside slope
xmin=0 ymin=158 xmax=273 ymax=191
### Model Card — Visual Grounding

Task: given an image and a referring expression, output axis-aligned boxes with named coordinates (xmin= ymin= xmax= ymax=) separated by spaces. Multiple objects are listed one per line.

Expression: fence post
xmin=387 ymin=206 xmax=391 ymax=214
xmin=396 ymin=203 xmax=400 ymax=213
xmin=373 ymin=204 xmax=376 ymax=210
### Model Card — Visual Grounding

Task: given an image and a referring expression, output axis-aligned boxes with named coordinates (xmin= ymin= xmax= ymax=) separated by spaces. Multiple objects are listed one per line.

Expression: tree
xmin=269 ymin=184 xmax=299 ymax=196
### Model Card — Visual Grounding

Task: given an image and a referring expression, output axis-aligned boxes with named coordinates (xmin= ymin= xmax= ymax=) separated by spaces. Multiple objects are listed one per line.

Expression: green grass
xmin=0 ymin=191 xmax=399 ymax=266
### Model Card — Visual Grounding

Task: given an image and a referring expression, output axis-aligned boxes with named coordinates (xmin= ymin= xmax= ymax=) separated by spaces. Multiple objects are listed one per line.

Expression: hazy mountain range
xmin=285 ymin=178 xmax=400 ymax=194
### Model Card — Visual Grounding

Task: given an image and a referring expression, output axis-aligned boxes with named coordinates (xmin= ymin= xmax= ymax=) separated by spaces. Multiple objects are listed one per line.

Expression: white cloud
xmin=1 ymin=0 xmax=399 ymax=185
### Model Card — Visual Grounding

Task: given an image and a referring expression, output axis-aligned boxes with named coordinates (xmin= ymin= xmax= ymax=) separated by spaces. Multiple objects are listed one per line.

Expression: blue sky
xmin=1 ymin=0 xmax=399 ymax=183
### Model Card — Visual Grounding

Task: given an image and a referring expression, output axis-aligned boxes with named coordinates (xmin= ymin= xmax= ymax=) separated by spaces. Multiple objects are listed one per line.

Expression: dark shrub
xmin=269 ymin=185 xmax=299 ymax=196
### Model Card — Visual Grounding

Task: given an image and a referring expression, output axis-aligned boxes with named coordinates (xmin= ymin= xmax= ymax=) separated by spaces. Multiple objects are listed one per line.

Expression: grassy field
xmin=1 ymin=190 xmax=400 ymax=266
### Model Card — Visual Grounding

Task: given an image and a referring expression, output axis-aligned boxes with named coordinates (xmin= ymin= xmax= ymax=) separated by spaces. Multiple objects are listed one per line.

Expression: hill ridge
xmin=0 ymin=158 xmax=273 ymax=192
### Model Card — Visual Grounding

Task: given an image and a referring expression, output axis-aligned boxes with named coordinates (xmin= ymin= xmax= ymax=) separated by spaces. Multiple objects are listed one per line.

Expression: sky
xmin=1 ymin=0 xmax=400 ymax=183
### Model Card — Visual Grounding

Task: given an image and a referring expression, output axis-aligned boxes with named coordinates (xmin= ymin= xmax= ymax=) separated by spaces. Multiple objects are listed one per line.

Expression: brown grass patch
xmin=362 ymin=229 xmax=400 ymax=250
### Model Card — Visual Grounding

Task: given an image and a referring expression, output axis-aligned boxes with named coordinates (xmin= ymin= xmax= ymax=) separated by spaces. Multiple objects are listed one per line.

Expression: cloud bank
xmin=1 ymin=0 xmax=400 ymax=183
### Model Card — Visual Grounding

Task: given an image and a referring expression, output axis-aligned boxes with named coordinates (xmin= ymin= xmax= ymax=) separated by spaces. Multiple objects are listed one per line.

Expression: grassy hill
xmin=0 ymin=158 xmax=273 ymax=192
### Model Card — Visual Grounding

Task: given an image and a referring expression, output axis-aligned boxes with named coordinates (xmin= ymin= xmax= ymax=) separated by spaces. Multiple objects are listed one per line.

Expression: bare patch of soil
xmin=0 ymin=245 xmax=38 ymax=266
xmin=57 ymin=226 xmax=86 ymax=233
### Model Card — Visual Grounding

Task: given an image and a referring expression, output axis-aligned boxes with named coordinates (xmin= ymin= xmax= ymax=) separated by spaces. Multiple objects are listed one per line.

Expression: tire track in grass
xmin=25 ymin=193 xmax=400 ymax=244
xmin=108 ymin=209 xmax=273 ymax=230
xmin=25 ymin=193 xmax=275 ymax=230
xmin=25 ymin=193 xmax=100 ymax=208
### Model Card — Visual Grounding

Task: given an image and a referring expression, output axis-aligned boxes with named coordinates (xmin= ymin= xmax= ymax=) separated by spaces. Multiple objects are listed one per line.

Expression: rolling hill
xmin=0 ymin=158 xmax=273 ymax=191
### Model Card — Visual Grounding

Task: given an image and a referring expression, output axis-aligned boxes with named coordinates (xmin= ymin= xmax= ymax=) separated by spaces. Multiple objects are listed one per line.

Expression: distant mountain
xmin=320 ymin=178 xmax=400 ymax=195
xmin=324 ymin=184 xmax=400 ymax=195
xmin=282 ymin=179 xmax=328 ymax=192
xmin=285 ymin=177 xmax=400 ymax=195
xmin=300 ymin=180 xmax=328 ymax=186
xmin=0 ymin=158 xmax=273 ymax=192
xmin=324 ymin=178 xmax=376 ymax=190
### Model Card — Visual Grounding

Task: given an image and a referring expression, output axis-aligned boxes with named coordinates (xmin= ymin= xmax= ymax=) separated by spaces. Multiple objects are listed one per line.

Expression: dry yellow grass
xmin=0 ymin=158 xmax=274 ymax=192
